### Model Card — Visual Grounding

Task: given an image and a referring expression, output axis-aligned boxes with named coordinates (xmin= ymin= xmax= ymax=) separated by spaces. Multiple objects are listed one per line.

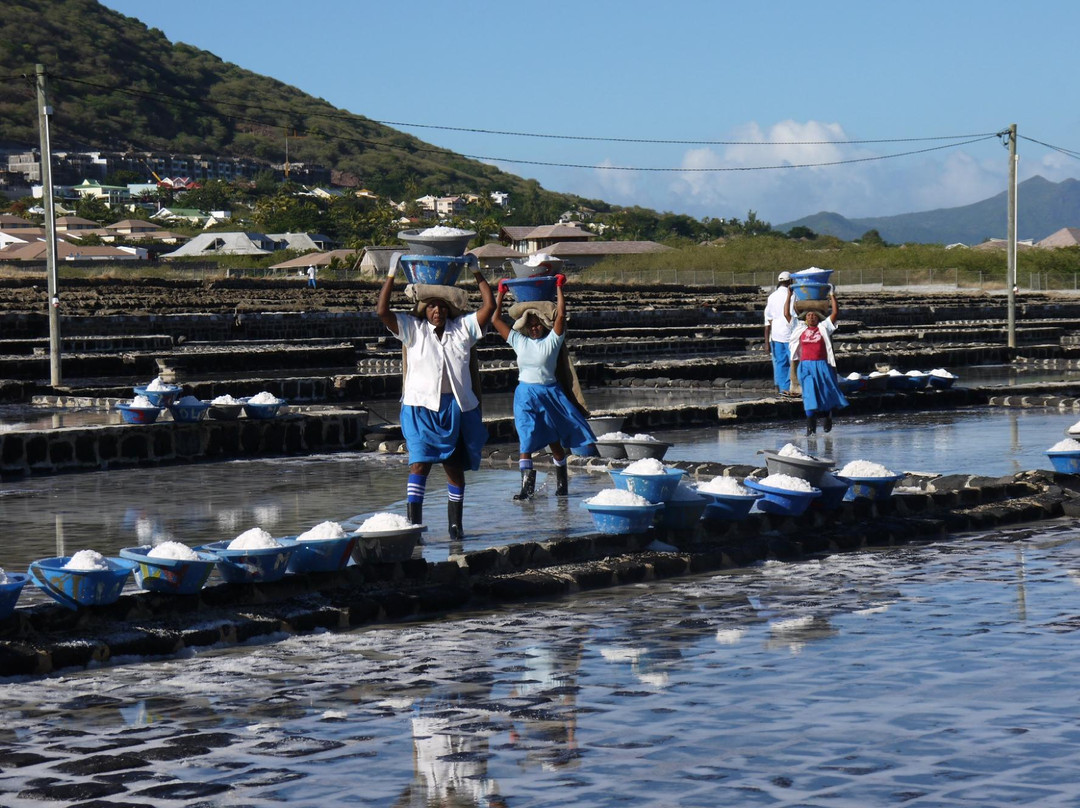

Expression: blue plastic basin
xmin=279 ymin=534 xmax=359 ymax=574
xmin=929 ymin=374 xmax=957 ymax=389
xmin=656 ymin=496 xmax=708 ymax=529
xmin=812 ymin=473 xmax=852 ymax=511
xmin=398 ymin=253 xmax=477 ymax=285
xmin=791 ymin=281 xmax=832 ymax=301
xmin=118 ymin=546 xmax=217 ymax=595
xmin=695 ymin=489 xmax=761 ymax=520
xmin=29 ymin=556 xmax=133 ymax=610
xmin=134 ymin=385 xmax=182 ymax=407
xmin=842 ymin=474 xmax=905 ymax=501
xmin=1046 ymin=452 xmax=1080 ymax=474
xmin=198 ymin=541 xmax=295 ymax=583
xmin=168 ymin=401 xmax=210 ymax=423
xmin=743 ymin=478 xmax=821 ymax=516
xmin=581 ymin=502 xmax=661 ymax=535
xmin=0 ymin=573 xmax=29 ymax=620
xmin=502 ymin=275 xmax=558 ymax=302
xmin=116 ymin=403 xmax=162 ymax=424
xmin=609 ymin=468 xmax=685 ymax=503
xmin=790 ymin=268 xmax=833 ymax=285
xmin=242 ymin=400 xmax=286 ymax=420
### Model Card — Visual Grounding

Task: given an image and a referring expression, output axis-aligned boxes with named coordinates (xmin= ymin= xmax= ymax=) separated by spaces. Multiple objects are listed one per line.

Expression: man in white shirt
xmin=763 ymin=271 xmax=795 ymax=395
xmin=377 ymin=266 xmax=495 ymax=541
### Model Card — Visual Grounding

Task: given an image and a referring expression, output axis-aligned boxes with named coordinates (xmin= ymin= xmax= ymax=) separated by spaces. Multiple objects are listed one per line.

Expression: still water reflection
xmin=1 ymin=528 xmax=1078 ymax=806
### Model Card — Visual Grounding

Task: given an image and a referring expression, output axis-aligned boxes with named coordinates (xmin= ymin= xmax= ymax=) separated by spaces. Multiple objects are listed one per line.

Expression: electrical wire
xmin=1019 ymin=135 xmax=1080 ymax=162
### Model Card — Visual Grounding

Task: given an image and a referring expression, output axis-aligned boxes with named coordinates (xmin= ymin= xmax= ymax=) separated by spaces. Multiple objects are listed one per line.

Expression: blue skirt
xmin=514 ymin=382 xmax=596 ymax=455
xmin=798 ymin=360 xmax=849 ymax=416
xmin=400 ymin=394 xmax=487 ymax=470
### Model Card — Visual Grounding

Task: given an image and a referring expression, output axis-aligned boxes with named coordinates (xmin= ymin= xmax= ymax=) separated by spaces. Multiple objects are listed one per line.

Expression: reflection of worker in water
xmin=506 ymin=638 xmax=584 ymax=770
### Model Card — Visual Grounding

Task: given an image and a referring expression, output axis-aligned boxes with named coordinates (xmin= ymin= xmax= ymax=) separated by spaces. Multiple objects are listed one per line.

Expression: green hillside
xmin=0 ymin=0 xmax=594 ymax=220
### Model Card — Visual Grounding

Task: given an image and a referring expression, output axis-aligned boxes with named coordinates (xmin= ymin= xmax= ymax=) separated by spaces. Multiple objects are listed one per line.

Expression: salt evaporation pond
xmin=2 ymin=527 xmax=1079 ymax=806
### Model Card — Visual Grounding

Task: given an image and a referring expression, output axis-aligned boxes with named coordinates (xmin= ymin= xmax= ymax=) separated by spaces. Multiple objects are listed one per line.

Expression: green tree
xmin=176 ymin=179 xmax=233 ymax=212
xmin=860 ymin=229 xmax=886 ymax=247
xmin=74 ymin=194 xmax=112 ymax=224
xmin=788 ymin=226 xmax=818 ymax=240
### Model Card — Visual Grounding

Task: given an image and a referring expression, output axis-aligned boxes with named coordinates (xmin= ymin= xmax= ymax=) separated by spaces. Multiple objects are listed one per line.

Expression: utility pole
xmin=1006 ymin=123 xmax=1017 ymax=350
xmin=35 ymin=64 xmax=62 ymax=385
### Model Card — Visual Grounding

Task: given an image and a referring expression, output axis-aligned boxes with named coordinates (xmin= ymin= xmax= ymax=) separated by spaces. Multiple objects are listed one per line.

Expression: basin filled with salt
xmin=29 ymin=550 xmax=133 ymax=610
xmin=506 ymin=252 xmax=562 ymax=278
xmin=789 ymin=267 xmax=833 ymax=301
xmin=595 ymin=431 xmax=631 ymax=460
xmin=581 ymin=488 xmax=662 ymax=535
xmin=655 ymin=484 xmax=708 ymax=530
xmin=352 ymin=512 xmax=425 ymax=563
xmin=199 ymin=528 xmax=294 ymax=583
xmin=116 ymin=394 xmax=162 ymax=424
xmin=811 ymin=472 xmax=852 ymax=511
xmin=905 ymin=370 xmax=930 ymax=390
xmin=622 ymin=433 xmax=672 ymax=461
xmin=279 ymin=520 xmax=358 ymax=573
xmin=587 ymin=415 xmax=626 ymax=436
xmin=168 ymin=395 xmax=210 ymax=423
xmin=609 ymin=458 xmax=685 ymax=503
xmin=0 ymin=570 xmax=29 ymax=620
xmin=744 ymin=474 xmax=821 ymax=516
xmin=119 ymin=542 xmax=217 ymax=594
xmin=242 ymin=391 xmax=287 ymax=420
xmin=208 ymin=394 xmax=244 ymax=420
xmin=501 ymin=275 xmax=558 ymax=303
xmin=398 ymin=253 xmax=478 ymax=286
xmin=134 ymin=377 xmax=183 ymax=408
xmin=763 ymin=444 xmax=833 ymax=486
xmin=398 ymin=226 xmax=476 ymax=256
xmin=1045 ymin=438 xmax=1080 ymax=474
xmin=929 ymin=368 xmax=958 ymax=389
xmin=693 ymin=476 xmax=762 ymax=520
xmin=837 ymin=460 xmax=904 ymax=501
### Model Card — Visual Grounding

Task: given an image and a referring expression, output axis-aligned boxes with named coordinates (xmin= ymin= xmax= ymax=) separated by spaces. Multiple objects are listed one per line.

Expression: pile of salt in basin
xmin=63 ymin=549 xmax=110 ymax=570
xmin=598 ymin=431 xmax=633 ymax=442
xmin=128 ymin=395 xmax=156 ymax=409
xmin=778 ymin=442 xmax=817 ymax=460
xmin=174 ymin=394 xmax=202 ymax=407
xmin=698 ymin=476 xmax=752 ymax=496
xmin=1049 ymin=438 xmax=1080 ymax=452
xmin=757 ymin=473 xmax=815 ymax=492
xmin=212 ymin=394 xmax=243 ymax=405
xmin=838 ymin=459 xmax=896 ymax=478
xmin=628 ymin=433 xmax=661 ymax=443
xmin=360 ymin=512 xmax=418 ymax=531
xmin=228 ymin=527 xmax=281 ymax=550
xmin=296 ymin=521 xmax=348 ymax=541
xmin=248 ymin=391 xmax=284 ymax=405
xmin=146 ymin=377 xmax=174 ymax=392
xmin=419 ymin=225 xmax=472 ymax=237
xmin=930 ymin=368 xmax=957 ymax=379
xmin=585 ymin=489 xmax=651 ymax=507
xmin=622 ymin=458 xmax=668 ymax=475
xmin=148 ymin=541 xmax=200 ymax=560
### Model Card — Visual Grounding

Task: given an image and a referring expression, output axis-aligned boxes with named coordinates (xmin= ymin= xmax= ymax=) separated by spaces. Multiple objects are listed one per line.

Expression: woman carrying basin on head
xmin=784 ymin=285 xmax=848 ymax=435
xmin=376 ymin=262 xmax=495 ymax=540
xmin=492 ymin=274 xmax=594 ymax=500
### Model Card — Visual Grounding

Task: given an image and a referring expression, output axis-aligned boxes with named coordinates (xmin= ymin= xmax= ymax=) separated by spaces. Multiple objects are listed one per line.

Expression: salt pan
xmin=758 ymin=474 xmax=815 ymax=492
xmin=623 ymin=458 xmax=668 ymax=475
xmin=148 ymin=541 xmax=200 ymax=561
xmin=778 ymin=443 xmax=815 ymax=460
xmin=296 ymin=521 xmax=348 ymax=541
xmin=248 ymin=391 xmax=283 ymax=405
xmin=586 ymin=489 xmax=651 ymax=506
xmin=228 ymin=527 xmax=280 ymax=550
xmin=360 ymin=512 xmax=417 ymax=531
xmin=697 ymin=476 xmax=751 ymax=496
xmin=839 ymin=459 xmax=896 ymax=477
xmin=1049 ymin=438 xmax=1080 ymax=452
xmin=64 ymin=549 xmax=110 ymax=570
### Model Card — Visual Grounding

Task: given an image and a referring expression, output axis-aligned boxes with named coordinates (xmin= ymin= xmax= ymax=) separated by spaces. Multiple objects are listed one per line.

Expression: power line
xmin=1019 ymin=134 xmax=1080 ymax=162
xmin=46 ymin=72 xmax=1003 ymax=173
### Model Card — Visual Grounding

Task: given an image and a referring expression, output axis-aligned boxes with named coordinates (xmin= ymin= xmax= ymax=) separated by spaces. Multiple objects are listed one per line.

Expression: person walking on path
xmin=376 ymin=263 xmax=495 ymax=539
xmin=491 ymin=274 xmax=594 ymax=501
xmin=306 ymin=265 xmax=317 ymax=289
xmin=764 ymin=271 xmax=795 ymax=396
xmin=784 ymin=286 xmax=848 ymax=435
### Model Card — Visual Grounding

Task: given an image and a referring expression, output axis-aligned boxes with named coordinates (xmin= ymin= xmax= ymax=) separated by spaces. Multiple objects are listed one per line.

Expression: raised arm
xmin=473 ymin=268 xmax=495 ymax=329
xmin=491 ymin=281 xmax=511 ymax=340
xmin=553 ymin=275 xmax=567 ymax=336
xmin=376 ymin=268 xmax=399 ymax=335
xmin=827 ymin=288 xmax=838 ymax=324
xmin=783 ymin=286 xmax=793 ymax=322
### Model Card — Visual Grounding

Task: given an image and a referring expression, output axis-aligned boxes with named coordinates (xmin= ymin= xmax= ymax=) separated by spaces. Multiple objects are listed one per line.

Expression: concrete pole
xmin=1006 ymin=123 xmax=1017 ymax=350
xmin=35 ymin=64 xmax=62 ymax=385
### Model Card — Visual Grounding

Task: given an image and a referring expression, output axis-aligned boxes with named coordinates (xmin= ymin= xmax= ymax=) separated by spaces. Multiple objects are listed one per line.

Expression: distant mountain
xmin=0 ymin=0 xmax=594 ymax=220
xmin=777 ymin=176 xmax=1080 ymax=245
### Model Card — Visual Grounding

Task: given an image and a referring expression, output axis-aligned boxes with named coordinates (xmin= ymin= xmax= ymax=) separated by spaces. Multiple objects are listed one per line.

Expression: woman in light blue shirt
xmin=492 ymin=275 xmax=594 ymax=500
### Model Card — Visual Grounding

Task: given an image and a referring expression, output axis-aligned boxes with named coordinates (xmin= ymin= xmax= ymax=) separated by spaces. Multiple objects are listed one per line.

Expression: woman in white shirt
xmin=377 ymin=266 xmax=495 ymax=540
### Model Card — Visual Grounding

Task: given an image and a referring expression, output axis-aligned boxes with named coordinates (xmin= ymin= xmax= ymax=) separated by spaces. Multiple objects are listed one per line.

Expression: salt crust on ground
xmin=839 ymin=459 xmax=897 ymax=477
xmin=228 ymin=527 xmax=280 ymax=549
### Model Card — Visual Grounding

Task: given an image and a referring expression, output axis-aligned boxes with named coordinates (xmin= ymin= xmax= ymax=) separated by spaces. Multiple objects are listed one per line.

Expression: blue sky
xmin=100 ymin=0 xmax=1080 ymax=228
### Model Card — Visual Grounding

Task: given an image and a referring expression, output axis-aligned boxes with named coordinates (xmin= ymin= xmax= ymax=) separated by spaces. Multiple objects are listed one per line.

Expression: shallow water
xmin=2 ymin=527 xmax=1080 ymax=806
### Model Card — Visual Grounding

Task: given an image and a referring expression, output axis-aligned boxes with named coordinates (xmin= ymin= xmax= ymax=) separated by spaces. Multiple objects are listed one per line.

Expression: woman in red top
xmin=784 ymin=288 xmax=848 ymax=435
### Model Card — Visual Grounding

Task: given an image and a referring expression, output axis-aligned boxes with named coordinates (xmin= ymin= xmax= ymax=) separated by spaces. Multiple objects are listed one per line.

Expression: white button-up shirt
xmin=393 ymin=312 xmax=483 ymax=412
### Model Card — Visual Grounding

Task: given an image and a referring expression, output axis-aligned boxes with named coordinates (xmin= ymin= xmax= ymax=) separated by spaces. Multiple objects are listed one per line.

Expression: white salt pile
xmin=1049 ymin=438 xmax=1080 ymax=452
xmin=839 ymin=459 xmax=896 ymax=477
xmin=419 ymin=225 xmax=472 ymax=237
xmin=148 ymin=541 xmax=200 ymax=561
xmin=175 ymin=395 xmax=202 ymax=406
xmin=228 ymin=527 xmax=280 ymax=550
xmin=623 ymin=458 xmax=668 ymax=475
xmin=130 ymin=395 xmax=156 ymax=408
xmin=846 ymin=372 xmax=862 ymax=380
xmin=758 ymin=474 xmax=815 ymax=492
xmin=1068 ymin=421 xmax=1080 ymax=436
xmin=930 ymin=368 xmax=957 ymax=378
xmin=64 ymin=549 xmax=110 ymax=570
xmin=586 ymin=489 xmax=652 ymax=506
xmin=869 ymin=371 xmax=888 ymax=378
xmin=524 ymin=252 xmax=556 ymax=266
xmin=669 ymin=484 xmax=704 ymax=502
xmin=296 ymin=521 xmax=348 ymax=541
xmin=630 ymin=433 xmax=660 ymax=442
xmin=599 ymin=431 xmax=633 ymax=441
xmin=360 ymin=512 xmax=417 ymax=531
xmin=248 ymin=391 xmax=283 ymax=405
xmin=0 ymin=567 xmax=8 ymax=585
xmin=146 ymin=377 xmax=175 ymax=391
xmin=778 ymin=443 xmax=815 ymax=460
xmin=905 ymin=370 xmax=927 ymax=377
xmin=212 ymin=394 xmax=242 ymax=405
xmin=697 ymin=476 xmax=751 ymax=496
xmin=887 ymin=369 xmax=904 ymax=377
